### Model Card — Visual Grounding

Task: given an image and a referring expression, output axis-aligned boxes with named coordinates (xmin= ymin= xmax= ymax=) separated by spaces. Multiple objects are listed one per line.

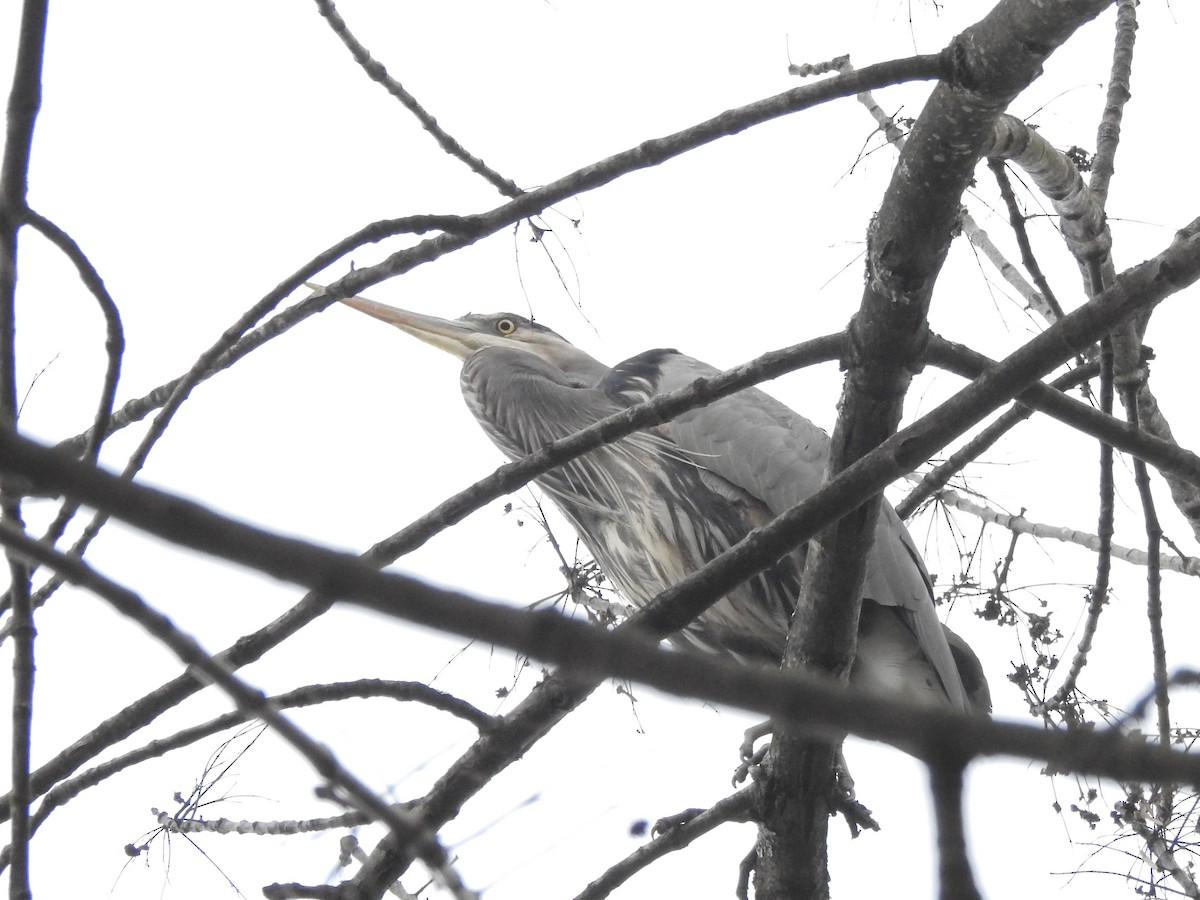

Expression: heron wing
xmin=462 ymin=344 xmax=801 ymax=662
xmin=647 ymin=352 xmax=977 ymax=712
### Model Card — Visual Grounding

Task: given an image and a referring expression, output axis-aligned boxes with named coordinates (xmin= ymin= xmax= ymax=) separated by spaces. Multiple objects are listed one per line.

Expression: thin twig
xmin=986 ymin=158 xmax=1067 ymax=320
xmin=17 ymin=210 xmax=124 ymax=555
xmin=1090 ymin=0 xmax=1138 ymax=208
xmin=1048 ymin=339 xmax=1115 ymax=713
xmin=313 ymin=0 xmax=522 ymax=198
xmin=572 ymin=789 xmax=755 ymax=900
xmin=19 ymin=211 xmax=123 ymax=466
xmin=924 ymin=333 xmax=1200 ymax=490
xmin=155 ymin=807 xmax=373 ymax=836
xmin=920 ymin=486 xmax=1200 ymax=579
xmin=897 ymin=360 xmax=1098 ymax=519
xmin=1121 ymin=377 xmax=1170 ymax=749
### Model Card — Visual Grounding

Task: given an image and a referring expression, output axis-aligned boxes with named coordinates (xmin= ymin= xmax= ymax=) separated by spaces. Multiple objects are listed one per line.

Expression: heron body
xmin=340 ymin=295 xmax=989 ymax=715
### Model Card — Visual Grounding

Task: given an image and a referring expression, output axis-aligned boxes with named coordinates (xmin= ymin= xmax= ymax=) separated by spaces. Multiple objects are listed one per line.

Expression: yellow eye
xmin=496 ymin=318 xmax=516 ymax=336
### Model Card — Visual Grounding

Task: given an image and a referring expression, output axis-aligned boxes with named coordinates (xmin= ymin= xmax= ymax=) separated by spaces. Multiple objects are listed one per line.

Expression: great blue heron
xmin=338 ymin=293 xmax=990 ymax=715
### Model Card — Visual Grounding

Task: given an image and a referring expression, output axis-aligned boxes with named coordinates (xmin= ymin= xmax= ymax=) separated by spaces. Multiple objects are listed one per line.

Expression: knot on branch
xmin=844 ymin=311 xmax=931 ymax=390
xmin=1113 ymin=366 xmax=1148 ymax=392
xmin=939 ymin=38 xmax=973 ymax=92
xmin=868 ymin=234 xmax=929 ymax=300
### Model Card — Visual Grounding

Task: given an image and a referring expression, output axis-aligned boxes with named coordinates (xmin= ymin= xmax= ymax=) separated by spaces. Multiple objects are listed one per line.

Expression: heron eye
xmin=496 ymin=318 xmax=517 ymax=336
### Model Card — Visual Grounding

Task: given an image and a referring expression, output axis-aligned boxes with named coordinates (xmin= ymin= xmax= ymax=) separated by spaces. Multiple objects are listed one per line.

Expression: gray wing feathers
xmin=655 ymin=354 xmax=974 ymax=713
xmin=655 ymin=356 xmax=829 ymax=512
xmin=870 ymin=507 xmax=971 ymax=711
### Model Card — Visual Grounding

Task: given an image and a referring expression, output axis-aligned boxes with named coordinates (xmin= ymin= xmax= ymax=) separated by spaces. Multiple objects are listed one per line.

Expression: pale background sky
xmin=2 ymin=2 xmax=1199 ymax=898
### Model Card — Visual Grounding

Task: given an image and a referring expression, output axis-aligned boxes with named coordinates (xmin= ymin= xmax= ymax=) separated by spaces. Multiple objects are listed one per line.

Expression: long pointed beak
xmin=316 ymin=284 xmax=486 ymax=361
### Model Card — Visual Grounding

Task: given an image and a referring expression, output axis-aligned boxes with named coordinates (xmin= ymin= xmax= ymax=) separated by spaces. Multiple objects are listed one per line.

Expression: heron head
xmin=331 ymin=288 xmax=608 ymax=383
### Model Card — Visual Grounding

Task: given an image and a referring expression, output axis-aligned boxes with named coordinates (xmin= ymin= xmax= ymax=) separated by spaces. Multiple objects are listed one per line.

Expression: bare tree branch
xmin=929 ymin=757 xmax=982 ymax=900
xmin=313 ymin=0 xmax=522 ymax=198
xmin=918 ymin=486 xmax=1200 ymax=579
xmin=573 ymin=789 xmax=755 ymax=900
xmin=19 ymin=210 xmax=123 ymax=466
xmin=12 ymin=215 xmax=478 ymax=624
xmin=0 ymin=1 xmax=51 ymax=892
xmin=156 ymin=807 xmax=373 ymax=837
xmin=986 ymin=158 xmax=1068 ymax=321
xmin=1122 ymin=380 xmax=1170 ymax=748
xmin=896 ymin=359 xmax=1099 ymax=519
xmin=960 ymin=209 xmax=1060 ymax=325
xmin=1064 ymin=338 xmax=1114 ymax=717
xmin=1090 ymin=0 xmax=1138 ymax=207
xmin=924 ymin=335 xmax=1200 ymax=489
xmin=1135 ymin=386 xmax=1200 ymax=543
xmin=4 ymin=210 xmax=125 ymax=628
xmin=6 ymin=368 xmax=1200 ymax=899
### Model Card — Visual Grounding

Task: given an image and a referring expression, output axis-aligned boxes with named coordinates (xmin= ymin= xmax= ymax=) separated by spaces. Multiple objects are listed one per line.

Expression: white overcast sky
xmin=2 ymin=2 xmax=1199 ymax=899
